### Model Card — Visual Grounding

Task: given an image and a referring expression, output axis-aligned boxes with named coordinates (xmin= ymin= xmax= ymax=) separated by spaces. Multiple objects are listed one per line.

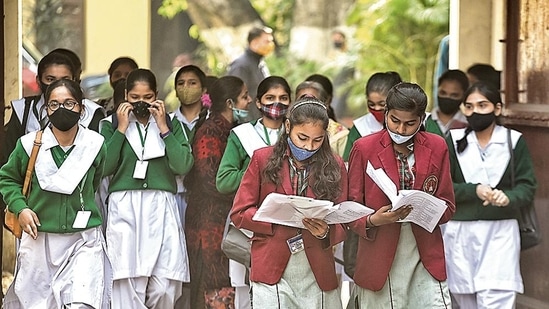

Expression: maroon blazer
xmin=230 ymin=146 xmax=347 ymax=291
xmin=347 ymin=130 xmax=456 ymax=291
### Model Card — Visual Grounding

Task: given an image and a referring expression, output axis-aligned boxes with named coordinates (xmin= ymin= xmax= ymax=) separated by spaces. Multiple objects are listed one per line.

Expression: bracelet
xmin=315 ymin=225 xmax=330 ymax=239
xmin=367 ymin=215 xmax=377 ymax=228
xmin=159 ymin=130 xmax=171 ymax=139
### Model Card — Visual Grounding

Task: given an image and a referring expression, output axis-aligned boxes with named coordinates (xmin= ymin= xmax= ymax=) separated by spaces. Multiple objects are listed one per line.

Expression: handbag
xmin=221 ymin=213 xmax=253 ymax=267
xmin=507 ymin=129 xmax=541 ymax=251
xmin=343 ymin=227 xmax=359 ymax=278
xmin=4 ymin=130 xmax=43 ymax=239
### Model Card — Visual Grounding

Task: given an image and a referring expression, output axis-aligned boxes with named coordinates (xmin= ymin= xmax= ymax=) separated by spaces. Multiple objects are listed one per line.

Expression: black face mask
xmin=131 ymin=101 xmax=151 ymax=118
xmin=466 ymin=112 xmax=496 ymax=132
xmin=333 ymin=41 xmax=344 ymax=49
xmin=438 ymin=96 xmax=462 ymax=115
xmin=39 ymin=81 xmax=49 ymax=94
xmin=49 ymin=108 xmax=81 ymax=131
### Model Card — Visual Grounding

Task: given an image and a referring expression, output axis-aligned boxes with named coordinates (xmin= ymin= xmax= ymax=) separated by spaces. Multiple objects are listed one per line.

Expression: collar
xmin=245 ymin=48 xmax=263 ymax=62
xmin=174 ymin=108 xmax=199 ymax=129
xmin=430 ymin=107 xmax=467 ymax=123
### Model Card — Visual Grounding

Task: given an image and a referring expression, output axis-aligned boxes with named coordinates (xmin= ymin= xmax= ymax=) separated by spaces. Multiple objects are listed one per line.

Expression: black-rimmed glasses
xmin=47 ymin=99 xmax=79 ymax=111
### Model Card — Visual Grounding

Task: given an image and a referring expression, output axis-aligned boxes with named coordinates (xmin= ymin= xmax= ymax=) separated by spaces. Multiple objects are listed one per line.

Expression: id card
xmin=287 ymin=234 xmax=304 ymax=254
xmin=72 ymin=211 xmax=91 ymax=229
xmin=133 ymin=160 xmax=149 ymax=179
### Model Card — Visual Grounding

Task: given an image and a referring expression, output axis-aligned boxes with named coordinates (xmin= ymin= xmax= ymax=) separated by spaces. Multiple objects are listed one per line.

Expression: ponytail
xmin=456 ymin=127 xmax=473 ymax=153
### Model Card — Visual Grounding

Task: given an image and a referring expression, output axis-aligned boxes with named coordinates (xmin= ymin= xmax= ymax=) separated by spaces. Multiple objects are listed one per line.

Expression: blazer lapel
xmin=412 ymin=133 xmax=433 ymax=191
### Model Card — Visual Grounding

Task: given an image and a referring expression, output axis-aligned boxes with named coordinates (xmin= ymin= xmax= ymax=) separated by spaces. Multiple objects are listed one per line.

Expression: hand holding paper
xmin=366 ymin=161 xmax=447 ymax=232
xmin=252 ymin=193 xmax=374 ymax=229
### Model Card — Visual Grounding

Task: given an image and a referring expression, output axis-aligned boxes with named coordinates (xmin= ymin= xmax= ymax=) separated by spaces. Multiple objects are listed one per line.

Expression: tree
xmin=343 ymin=0 xmax=449 ymax=116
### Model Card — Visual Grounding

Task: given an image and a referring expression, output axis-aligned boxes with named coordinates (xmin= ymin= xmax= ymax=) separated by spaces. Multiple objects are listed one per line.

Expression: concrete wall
xmin=83 ymin=1 xmax=151 ymax=75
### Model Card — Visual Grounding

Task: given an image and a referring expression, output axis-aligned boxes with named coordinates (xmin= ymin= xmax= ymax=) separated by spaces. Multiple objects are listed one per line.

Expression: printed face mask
xmin=466 ymin=112 xmax=496 ymax=132
xmin=438 ymin=96 xmax=462 ymax=115
xmin=177 ymin=86 xmax=203 ymax=106
xmin=261 ymin=102 xmax=289 ymax=120
xmin=131 ymin=100 xmax=151 ymax=118
xmin=49 ymin=108 xmax=80 ymax=131
xmin=287 ymin=137 xmax=319 ymax=161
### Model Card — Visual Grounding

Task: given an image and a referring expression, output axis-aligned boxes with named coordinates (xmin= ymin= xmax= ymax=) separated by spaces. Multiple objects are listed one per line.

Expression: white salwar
xmin=107 ymin=190 xmax=189 ymax=308
xmin=251 ymin=250 xmax=342 ymax=309
xmin=442 ymin=220 xmax=523 ymax=307
xmin=4 ymin=227 xmax=110 ymax=309
xmin=353 ymin=224 xmax=451 ymax=309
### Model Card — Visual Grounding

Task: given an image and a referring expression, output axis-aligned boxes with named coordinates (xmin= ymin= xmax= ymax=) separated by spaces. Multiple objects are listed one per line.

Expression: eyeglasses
xmin=47 ymin=100 xmax=79 ymax=111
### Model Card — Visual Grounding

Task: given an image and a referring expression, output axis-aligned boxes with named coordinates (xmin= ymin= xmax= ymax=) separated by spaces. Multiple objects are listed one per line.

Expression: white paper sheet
xmin=366 ymin=161 xmax=447 ymax=233
xmin=252 ymin=193 xmax=374 ymax=229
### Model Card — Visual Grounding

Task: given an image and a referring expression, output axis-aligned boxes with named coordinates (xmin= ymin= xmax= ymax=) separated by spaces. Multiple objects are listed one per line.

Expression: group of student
xmin=0 ymin=47 xmax=537 ymax=309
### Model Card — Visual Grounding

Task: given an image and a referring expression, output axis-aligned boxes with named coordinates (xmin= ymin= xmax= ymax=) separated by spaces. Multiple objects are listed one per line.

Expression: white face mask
xmin=386 ymin=114 xmax=422 ymax=145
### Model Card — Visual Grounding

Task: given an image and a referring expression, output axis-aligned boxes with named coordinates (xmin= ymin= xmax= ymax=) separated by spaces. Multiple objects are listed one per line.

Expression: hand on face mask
xmin=131 ymin=101 xmax=152 ymax=118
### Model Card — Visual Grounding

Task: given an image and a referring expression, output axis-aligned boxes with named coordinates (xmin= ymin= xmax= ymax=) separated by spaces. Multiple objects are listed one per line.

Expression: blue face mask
xmin=232 ymin=107 xmax=249 ymax=124
xmin=287 ymin=137 xmax=319 ymax=161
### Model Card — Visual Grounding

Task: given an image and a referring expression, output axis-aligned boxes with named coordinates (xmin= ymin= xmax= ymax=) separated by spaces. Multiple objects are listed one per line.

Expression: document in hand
xmin=252 ymin=192 xmax=374 ymax=229
xmin=366 ymin=161 xmax=447 ymax=233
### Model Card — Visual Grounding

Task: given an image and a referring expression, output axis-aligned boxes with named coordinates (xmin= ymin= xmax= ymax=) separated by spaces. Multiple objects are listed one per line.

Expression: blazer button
xmin=143 ymin=183 xmax=148 ymax=188
xmin=61 ymin=225 xmax=66 ymax=229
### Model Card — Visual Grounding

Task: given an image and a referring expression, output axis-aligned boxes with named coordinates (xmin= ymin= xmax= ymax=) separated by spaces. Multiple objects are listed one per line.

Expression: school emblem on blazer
xmin=423 ymin=175 xmax=438 ymax=195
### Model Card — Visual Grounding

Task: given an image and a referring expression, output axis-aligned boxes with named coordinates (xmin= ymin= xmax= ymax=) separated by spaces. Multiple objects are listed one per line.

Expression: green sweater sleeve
xmin=446 ymin=133 xmax=537 ymax=221
xmin=165 ymin=117 xmax=194 ymax=176
xmin=343 ymin=126 xmax=361 ymax=161
xmin=216 ymin=131 xmax=250 ymax=194
xmin=0 ymin=139 xmax=28 ymax=214
xmin=0 ymin=138 xmax=106 ymax=233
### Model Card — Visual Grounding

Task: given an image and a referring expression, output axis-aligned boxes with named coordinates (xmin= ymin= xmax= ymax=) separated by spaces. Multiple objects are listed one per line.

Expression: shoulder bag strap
xmin=507 ymin=128 xmax=515 ymax=187
xmin=22 ymin=130 xmax=43 ymax=197
xmin=20 ymin=96 xmax=35 ymax=134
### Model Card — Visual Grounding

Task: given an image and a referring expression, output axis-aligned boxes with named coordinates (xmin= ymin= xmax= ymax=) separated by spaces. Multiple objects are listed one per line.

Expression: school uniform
xmin=443 ymin=126 xmax=537 ymax=308
xmin=231 ymin=146 xmax=348 ymax=309
xmin=172 ymin=108 xmax=200 ymax=230
xmin=0 ymin=125 xmax=110 ymax=309
xmin=347 ymin=130 xmax=455 ymax=308
xmin=424 ymin=108 xmax=467 ymax=138
xmin=342 ymin=113 xmax=383 ymax=161
xmin=216 ymin=119 xmax=281 ymax=309
xmin=3 ymin=95 xmax=105 ymax=166
xmin=100 ymin=113 xmax=193 ymax=309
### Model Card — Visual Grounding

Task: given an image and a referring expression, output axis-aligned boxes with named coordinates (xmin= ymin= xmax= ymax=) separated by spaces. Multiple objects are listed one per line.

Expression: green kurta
xmin=100 ymin=115 xmax=193 ymax=194
xmin=0 ymin=128 xmax=106 ymax=233
xmin=446 ymin=130 xmax=537 ymax=221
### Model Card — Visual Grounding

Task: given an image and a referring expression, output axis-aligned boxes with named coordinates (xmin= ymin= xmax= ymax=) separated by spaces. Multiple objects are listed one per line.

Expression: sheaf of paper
xmin=252 ymin=193 xmax=373 ymax=228
xmin=366 ymin=161 xmax=447 ymax=233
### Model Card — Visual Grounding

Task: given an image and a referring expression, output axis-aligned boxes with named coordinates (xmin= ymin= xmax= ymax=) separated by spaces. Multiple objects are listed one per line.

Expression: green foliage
xmin=265 ymin=52 xmax=324 ymax=92
xmin=251 ymin=0 xmax=295 ymax=48
xmin=157 ymin=0 xmax=188 ymax=19
xmin=345 ymin=0 xmax=449 ymax=115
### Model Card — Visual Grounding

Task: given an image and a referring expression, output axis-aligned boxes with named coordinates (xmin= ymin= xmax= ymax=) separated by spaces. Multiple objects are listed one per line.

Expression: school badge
xmin=423 ymin=175 xmax=438 ymax=195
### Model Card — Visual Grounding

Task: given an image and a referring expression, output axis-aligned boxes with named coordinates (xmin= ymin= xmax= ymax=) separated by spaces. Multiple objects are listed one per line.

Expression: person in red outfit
xmin=185 ymin=76 xmax=252 ymax=309
xmin=347 ymin=82 xmax=456 ymax=308
xmin=231 ymin=97 xmax=348 ymax=308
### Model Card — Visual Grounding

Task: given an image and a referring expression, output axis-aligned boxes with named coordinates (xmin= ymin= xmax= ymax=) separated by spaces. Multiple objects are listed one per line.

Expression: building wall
xmin=83 ymin=1 xmax=150 ymax=75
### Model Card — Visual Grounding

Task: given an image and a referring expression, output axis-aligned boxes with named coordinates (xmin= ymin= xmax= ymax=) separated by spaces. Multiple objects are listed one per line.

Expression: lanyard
xmin=77 ymin=173 xmax=88 ymax=211
xmin=136 ymin=122 xmax=150 ymax=160
xmin=262 ymin=124 xmax=271 ymax=145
